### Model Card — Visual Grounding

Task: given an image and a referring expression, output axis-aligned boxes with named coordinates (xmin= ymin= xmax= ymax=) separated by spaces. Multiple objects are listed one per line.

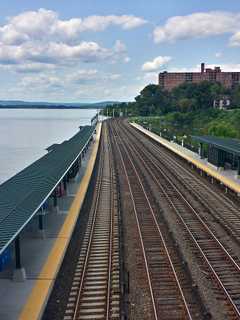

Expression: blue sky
xmin=0 ymin=0 xmax=240 ymax=102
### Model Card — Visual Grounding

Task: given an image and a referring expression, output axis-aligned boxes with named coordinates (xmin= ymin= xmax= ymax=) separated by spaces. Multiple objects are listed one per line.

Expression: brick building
xmin=159 ymin=63 xmax=240 ymax=91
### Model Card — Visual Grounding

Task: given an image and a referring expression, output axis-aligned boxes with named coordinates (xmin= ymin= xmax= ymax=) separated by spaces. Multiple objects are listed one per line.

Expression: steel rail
xmin=106 ymin=126 xmax=114 ymax=320
xmin=72 ymin=125 xmax=115 ymax=320
xmin=72 ymin=132 xmax=106 ymax=320
xmin=119 ymin=120 xmax=240 ymax=318
xmin=110 ymin=120 xmax=193 ymax=319
xmin=128 ymin=122 xmax=240 ymax=220
xmin=109 ymin=122 xmax=158 ymax=320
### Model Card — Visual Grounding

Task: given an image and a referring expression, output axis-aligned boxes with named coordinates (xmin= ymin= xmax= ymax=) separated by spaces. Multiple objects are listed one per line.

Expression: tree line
xmin=102 ymin=81 xmax=240 ymax=117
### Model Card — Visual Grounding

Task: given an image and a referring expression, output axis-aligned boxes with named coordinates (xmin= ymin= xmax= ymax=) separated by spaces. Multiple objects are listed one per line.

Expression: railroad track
xmin=124 ymin=121 xmax=240 ymax=245
xmin=109 ymin=121 xmax=198 ymax=319
xmin=64 ymin=124 xmax=120 ymax=320
xmin=115 ymin=119 xmax=240 ymax=318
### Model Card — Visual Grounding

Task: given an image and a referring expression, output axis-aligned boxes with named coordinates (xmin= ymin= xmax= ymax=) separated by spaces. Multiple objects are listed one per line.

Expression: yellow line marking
xmin=131 ymin=123 xmax=240 ymax=194
xmin=19 ymin=123 xmax=102 ymax=320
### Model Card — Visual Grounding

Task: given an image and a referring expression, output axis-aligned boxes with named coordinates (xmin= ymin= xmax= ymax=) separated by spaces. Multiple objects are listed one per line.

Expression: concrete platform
xmin=131 ymin=123 xmax=240 ymax=195
xmin=0 ymin=123 xmax=102 ymax=320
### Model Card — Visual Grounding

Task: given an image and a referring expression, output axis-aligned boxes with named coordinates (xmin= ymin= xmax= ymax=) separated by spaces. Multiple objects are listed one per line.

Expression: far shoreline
xmin=0 ymin=106 xmax=99 ymax=110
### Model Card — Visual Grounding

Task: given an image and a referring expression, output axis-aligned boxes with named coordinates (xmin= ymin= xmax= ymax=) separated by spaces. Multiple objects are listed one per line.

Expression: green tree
xmin=178 ymin=98 xmax=196 ymax=112
xmin=208 ymin=122 xmax=237 ymax=138
xmin=231 ymin=85 xmax=240 ymax=108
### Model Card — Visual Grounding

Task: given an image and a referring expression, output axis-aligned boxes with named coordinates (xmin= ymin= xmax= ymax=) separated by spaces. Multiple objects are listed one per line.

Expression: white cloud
xmin=168 ymin=63 xmax=240 ymax=73
xmin=2 ymin=68 xmax=138 ymax=102
xmin=7 ymin=8 xmax=57 ymax=40
xmin=142 ymin=56 xmax=172 ymax=72
xmin=0 ymin=41 xmax=117 ymax=66
xmin=215 ymin=52 xmax=222 ymax=58
xmin=74 ymin=83 xmax=141 ymax=101
xmin=43 ymin=41 xmax=112 ymax=63
xmin=0 ymin=10 xmax=139 ymax=69
xmin=20 ymin=74 xmax=64 ymax=90
xmin=207 ymin=63 xmax=240 ymax=72
xmin=230 ymin=32 xmax=240 ymax=46
xmin=109 ymin=74 xmax=121 ymax=80
xmin=114 ymin=40 xmax=127 ymax=53
xmin=2 ymin=62 xmax=56 ymax=73
xmin=153 ymin=11 xmax=240 ymax=44
xmin=68 ymin=69 xmax=121 ymax=84
xmin=136 ymin=72 xmax=158 ymax=83
xmin=17 ymin=69 xmax=122 ymax=95
xmin=0 ymin=9 xmax=147 ymax=45
xmin=74 ymin=14 xmax=147 ymax=32
xmin=67 ymin=69 xmax=98 ymax=83
xmin=0 ymin=8 xmax=147 ymax=101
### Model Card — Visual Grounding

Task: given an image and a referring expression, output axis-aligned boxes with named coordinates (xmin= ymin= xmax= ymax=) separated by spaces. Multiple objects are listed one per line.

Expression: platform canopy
xmin=192 ymin=135 xmax=240 ymax=157
xmin=0 ymin=125 xmax=95 ymax=255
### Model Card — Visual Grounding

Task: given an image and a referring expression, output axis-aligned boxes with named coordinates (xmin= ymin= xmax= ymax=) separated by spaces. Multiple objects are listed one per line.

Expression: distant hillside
xmin=0 ymin=100 xmax=120 ymax=109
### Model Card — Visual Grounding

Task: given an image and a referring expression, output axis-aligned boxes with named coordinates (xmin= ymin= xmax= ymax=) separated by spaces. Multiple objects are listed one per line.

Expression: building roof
xmin=0 ymin=125 xmax=94 ymax=255
xmin=192 ymin=135 xmax=240 ymax=156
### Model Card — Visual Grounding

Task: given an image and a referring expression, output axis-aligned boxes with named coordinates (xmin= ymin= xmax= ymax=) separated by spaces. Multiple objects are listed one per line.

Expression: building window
xmin=185 ymin=73 xmax=193 ymax=82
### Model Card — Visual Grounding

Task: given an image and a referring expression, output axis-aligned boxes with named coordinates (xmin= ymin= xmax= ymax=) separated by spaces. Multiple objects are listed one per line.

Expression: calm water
xmin=0 ymin=109 xmax=97 ymax=185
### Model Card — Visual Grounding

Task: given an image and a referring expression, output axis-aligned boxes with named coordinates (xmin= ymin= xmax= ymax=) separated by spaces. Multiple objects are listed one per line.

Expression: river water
xmin=0 ymin=109 xmax=97 ymax=185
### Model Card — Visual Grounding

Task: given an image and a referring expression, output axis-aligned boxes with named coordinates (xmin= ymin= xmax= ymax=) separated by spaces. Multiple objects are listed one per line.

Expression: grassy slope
xmin=131 ymin=109 xmax=240 ymax=145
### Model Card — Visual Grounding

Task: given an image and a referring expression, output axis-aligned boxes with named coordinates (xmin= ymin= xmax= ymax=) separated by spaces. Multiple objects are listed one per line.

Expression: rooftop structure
xmin=192 ymin=135 xmax=240 ymax=174
xmin=192 ymin=135 xmax=240 ymax=156
xmin=0 ymin=125 xmax=95 ymax=257
xmin=159 ymin=63 xmax=240 ymax=91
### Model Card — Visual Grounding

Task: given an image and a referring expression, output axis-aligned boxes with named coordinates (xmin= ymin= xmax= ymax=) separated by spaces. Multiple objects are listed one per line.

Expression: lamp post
xmin=163 ymin=128 xmax=167 ymax=139
xmin=182 ymin=135 xmax=187 ymax=147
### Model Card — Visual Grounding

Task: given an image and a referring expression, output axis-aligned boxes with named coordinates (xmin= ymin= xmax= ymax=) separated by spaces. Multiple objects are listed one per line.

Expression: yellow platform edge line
xmin=19 ymin=122 xmax=102 ymax=320
xmin=131 ymin=123 xmax=240 ymax=194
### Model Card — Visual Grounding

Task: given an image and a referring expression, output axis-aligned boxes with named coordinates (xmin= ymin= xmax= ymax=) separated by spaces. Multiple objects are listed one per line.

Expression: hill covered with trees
xmin=104 ymin=81 xmax=240 ymax=116
xmin=102 ymin=81 xmax=240 ymax=139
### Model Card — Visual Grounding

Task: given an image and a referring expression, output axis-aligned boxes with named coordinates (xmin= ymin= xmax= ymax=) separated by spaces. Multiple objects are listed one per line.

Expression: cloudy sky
xmin=0 ymin=0 xmax=240 ymax=102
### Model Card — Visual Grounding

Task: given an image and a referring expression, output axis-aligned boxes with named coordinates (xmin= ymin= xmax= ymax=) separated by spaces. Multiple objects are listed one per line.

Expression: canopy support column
xmin=199 ymin=143 xmax=204 ymax=159
xmin=236 ymin=157 xmax=240 ymax=179
xmin=79 ymin=155 xmax=82 ymax=168
xmin=13 ymin=236 xmax=26 ymax=282
xmin=63 ymin=176 xmax=67 ymax=195
xmin=38 ymin=208 xmax=45 ymax=239
xmin=53 ymin=190 xmax=59 ymax=213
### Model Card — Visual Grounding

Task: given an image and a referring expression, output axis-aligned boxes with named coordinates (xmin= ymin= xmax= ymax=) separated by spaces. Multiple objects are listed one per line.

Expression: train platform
xmin=131 ymin=123 xmax=240 ymax=195
xmin=0 ymin=123 xmax=101 ymax=320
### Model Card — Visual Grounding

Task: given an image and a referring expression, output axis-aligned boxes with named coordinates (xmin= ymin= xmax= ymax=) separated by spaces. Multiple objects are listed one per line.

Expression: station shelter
xmin=0 ymin=125 xmax=95 ymax=280
xmin=192 ymin=135 xmax=240 ymax=176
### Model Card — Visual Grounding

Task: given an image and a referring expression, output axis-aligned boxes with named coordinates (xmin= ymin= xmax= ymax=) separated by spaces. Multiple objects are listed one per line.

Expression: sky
xmin=0 ymin=0 xmax=240 ymax=102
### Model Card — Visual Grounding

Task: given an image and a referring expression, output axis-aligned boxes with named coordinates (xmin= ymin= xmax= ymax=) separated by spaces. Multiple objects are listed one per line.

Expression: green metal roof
xmin=192 ymin=135 xmax=240 ymax=156
xmin=0 ymin=125 xmax=95 ymax=255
